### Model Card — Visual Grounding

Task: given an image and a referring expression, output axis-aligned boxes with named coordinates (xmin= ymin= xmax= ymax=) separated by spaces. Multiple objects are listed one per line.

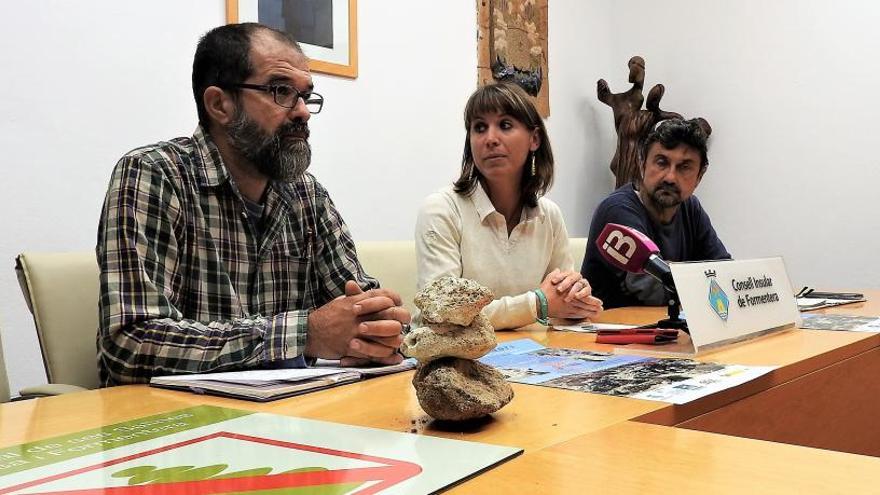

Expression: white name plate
xmin=671 ymin=257 xmax=800 ymax=353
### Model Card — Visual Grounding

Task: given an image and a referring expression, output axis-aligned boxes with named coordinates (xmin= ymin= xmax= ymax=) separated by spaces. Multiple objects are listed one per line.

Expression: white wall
xmin=1 ymin=0 xmax=878 ymax=393
xmin=0 ymin=1 xmax=228 ymax=393
xmin=588 ymin=0 xmax=880 ymax=290
xmin=0 ymin=0 xmax=479 ymax=393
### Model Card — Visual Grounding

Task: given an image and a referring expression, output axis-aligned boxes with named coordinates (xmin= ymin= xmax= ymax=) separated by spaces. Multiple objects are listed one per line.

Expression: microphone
xmin=595 ymin=223 xmax=675 ymax=291
xmin=595 ymin=223 xmax=688 ymax=332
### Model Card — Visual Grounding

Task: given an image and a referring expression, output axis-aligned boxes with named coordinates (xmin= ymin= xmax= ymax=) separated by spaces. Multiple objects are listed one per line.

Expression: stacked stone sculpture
xmin=403 ymin=276 xmax=514 ymax=421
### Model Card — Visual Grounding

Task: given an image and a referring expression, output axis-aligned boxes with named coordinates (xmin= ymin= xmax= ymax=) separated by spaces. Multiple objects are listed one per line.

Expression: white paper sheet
xmin=552 ymin=322 xmax=638 ymax=333
xmin=154 ymin=367 xmax=346 ymax=384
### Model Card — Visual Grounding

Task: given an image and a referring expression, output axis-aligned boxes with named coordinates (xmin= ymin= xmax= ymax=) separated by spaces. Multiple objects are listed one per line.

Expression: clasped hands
xmin=541 ymin=269 xmax=603 ymax=320
xmin=306 ymin=280 xmax=409 ymax=367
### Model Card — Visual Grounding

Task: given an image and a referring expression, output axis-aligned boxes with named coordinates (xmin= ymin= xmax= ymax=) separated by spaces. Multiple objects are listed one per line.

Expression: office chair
xmin=570 ymin=237 xmax=588 ymax=271
xmin=356 ymin=240 xmax=419 ymax=314
xmin=1 ymin=319 xmax=83 ymax=400
xmin=16 ymin=252 xmax=99 ymax=391
xmin=0 ymin=329 xmax=10 ymax=403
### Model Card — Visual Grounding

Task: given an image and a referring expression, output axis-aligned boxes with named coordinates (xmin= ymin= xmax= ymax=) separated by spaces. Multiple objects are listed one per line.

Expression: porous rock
xmin=401 ymin=313 xmax=496 ymax=362
xmin=415 ymin=276 xmax=494 ymax=326
xmin=413 ymin=357 xmax=514 ymax=421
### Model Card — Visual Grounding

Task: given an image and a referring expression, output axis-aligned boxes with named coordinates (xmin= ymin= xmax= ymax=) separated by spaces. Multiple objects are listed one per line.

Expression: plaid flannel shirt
xmin=97 ymin=126 xmax=377 ymax=385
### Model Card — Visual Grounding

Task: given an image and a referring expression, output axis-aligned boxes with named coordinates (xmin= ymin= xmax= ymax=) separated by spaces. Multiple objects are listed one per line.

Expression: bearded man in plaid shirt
xmin=97 ymin=23 xmax=409 ymax=385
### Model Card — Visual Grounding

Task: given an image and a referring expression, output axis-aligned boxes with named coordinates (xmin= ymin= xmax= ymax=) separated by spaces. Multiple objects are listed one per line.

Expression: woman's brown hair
xmin=453 ymin=82 xmax=554 ymax=208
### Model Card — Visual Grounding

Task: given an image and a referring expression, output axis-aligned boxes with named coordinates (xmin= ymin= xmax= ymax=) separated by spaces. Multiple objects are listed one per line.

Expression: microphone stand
xmin=655 ymin=288 xmax=689 ymax=334
xmin=642 ymin=258 xmax=688 ymax=333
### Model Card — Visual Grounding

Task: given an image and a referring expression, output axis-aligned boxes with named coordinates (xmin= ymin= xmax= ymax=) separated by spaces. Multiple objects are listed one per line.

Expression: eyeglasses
xmin=225 ymin=83 xmax=324 ymax=114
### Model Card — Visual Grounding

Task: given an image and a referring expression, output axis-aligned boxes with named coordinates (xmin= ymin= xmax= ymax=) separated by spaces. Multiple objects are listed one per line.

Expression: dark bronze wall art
xmin=477 ymin=0 xmax=549 ymax=117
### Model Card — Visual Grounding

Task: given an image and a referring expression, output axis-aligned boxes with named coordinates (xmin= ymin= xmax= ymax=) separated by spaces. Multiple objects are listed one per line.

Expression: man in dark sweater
xmin=581 ymin=118 xmax=730 ymax=308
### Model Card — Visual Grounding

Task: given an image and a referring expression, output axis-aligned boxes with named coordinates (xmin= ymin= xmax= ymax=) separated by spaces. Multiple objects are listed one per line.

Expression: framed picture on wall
xmin=226 ymin=0 xmax=358 ymax=78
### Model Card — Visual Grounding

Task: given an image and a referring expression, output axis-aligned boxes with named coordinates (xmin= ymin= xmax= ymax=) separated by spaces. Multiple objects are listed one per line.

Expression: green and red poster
xmin=0 ymin=406 xmax=521 ymax=494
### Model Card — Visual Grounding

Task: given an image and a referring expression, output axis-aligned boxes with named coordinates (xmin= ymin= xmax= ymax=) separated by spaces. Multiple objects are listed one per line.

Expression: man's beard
xmin=648 ymin=182 xmax=682 ymax=209
xmin=226 ymin=109 xmax=311 ymax=181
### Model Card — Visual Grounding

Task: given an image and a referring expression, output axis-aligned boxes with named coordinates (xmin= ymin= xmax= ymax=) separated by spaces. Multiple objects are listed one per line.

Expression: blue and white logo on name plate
xmin=705 ymin=270 xmax=729 ymax=321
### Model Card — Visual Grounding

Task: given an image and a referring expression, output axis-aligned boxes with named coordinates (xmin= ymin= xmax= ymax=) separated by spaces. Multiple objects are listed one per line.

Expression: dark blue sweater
xmin=581 ymin=184 xmax=730 ymax=308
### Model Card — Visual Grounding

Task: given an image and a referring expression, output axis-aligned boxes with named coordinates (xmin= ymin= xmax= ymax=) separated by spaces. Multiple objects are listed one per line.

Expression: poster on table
xmin=0 ymin=406 xmax=520 ymax=494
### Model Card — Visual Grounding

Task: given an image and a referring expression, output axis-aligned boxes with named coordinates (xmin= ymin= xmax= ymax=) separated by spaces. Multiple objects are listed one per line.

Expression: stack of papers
xmin=796 ymin=289 xmax=866 ymax=311
xmin=150 ymin=359 xmax=416 ymax=402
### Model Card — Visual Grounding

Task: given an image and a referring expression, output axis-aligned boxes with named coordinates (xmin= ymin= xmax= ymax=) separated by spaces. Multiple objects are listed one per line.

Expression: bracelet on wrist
xmin=532 ymin=288 xmax=550 ymax=326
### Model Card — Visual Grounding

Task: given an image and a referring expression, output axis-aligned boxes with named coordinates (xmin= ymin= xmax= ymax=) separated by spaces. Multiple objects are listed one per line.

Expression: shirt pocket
xmin=259 ymin=227 xmax=316 ymax=314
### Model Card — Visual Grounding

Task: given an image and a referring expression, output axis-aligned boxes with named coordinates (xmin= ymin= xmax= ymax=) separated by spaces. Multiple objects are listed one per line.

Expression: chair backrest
xmin=355 ymin=238 xmax=590 ymax=315
xmin=16 ymin=252 xmax=101 ymax=390
xmin=355 ymin=240 xmax=418 ymax=314
xmin=570 ymin=237 xmax=588 ymax=272
xmin=0 ymin=329 xmax=10 ymax=403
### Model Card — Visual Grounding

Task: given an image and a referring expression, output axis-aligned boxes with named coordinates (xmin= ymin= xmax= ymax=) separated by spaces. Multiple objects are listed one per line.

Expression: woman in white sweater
xmin=415 ymin=83 xmax=603 ymax=330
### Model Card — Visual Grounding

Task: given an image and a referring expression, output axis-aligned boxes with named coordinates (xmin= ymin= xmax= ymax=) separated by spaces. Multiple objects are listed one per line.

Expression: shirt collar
xmin=471 ymin=181 xmax=546 ymax=222
xmin=192 ymin=125 xmax=231 ymax=188
xmin=524 ymin=201 xmax=544 ymax=221
xmin=190 ymin=125 xmax=301 ymax=216
xmin=471 ymin=181 xmax=497 ymax=222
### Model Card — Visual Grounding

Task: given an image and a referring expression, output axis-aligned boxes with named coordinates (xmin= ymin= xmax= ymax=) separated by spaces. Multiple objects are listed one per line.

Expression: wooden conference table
xmin=3 ymin=293 xmax=880 ymax=493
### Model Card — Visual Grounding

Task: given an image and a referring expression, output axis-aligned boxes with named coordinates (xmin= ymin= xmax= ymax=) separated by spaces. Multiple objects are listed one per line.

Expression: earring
xmin=468 ymin=164 xmax=474 ymax=180
xmin=530 ymin=153 xmax=536 ymax=176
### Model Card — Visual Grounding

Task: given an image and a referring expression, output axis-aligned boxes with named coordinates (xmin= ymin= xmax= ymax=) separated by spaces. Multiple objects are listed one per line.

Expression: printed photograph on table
xmin=480 ymin=339 xmax=775 ymax=404
xmin=227 ymin=0 xmax=358 ymax=78
xmin=481 ymin=338 xmax=645 ymax=384
xmin=542 ymin=359 xmax=727 ymax=399
xmin=799 ymin=313 xmax=880 ymax=332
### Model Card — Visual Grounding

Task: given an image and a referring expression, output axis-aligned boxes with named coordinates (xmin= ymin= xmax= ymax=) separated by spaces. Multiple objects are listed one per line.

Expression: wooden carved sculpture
xmin=598 ymin=56 xmax=711 ymax=188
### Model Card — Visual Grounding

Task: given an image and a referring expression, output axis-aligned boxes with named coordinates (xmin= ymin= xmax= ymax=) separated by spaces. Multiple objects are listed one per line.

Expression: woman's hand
xmin=540 ymin=269 xmax=603 ymax=320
